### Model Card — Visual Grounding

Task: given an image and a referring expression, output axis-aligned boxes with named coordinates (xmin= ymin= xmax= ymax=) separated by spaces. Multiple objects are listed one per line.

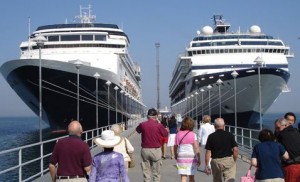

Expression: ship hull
xmin=171 ymin=68 xmax=290 ymax=128
xmin=1 ymin=59 xmax=141 ymax=130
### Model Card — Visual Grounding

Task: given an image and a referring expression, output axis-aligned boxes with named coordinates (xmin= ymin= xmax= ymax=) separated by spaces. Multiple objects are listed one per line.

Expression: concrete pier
xmin=34 ymin=125 xmax=255 ymax=182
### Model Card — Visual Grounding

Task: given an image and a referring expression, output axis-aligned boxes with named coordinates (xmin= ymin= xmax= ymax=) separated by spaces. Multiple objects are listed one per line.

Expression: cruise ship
xmin=1 ymin=5 xmax=145 ymax=130
xmin=169 ymin=15 xmax=293 ymax=127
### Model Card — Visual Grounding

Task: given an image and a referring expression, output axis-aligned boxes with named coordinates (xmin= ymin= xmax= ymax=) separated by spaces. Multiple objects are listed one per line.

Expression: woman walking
xmin=89 ymin=130 xmax=129 ymax=182
xmin=167 ymin=115 xmax=178 ymax=159
xmin=251 ymin=129 xmax=289 ymax=182
xmin=111 ymin=124 xmax=134 ymax=171
xmin=175 ymin=117 xmax=200 ymax=182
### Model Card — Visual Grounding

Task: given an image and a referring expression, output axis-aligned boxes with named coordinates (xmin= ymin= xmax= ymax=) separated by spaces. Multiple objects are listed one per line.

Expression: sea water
xmin=0 ymin=113 xmax=299 ymax=181
xmin=0 ymin=117 xmax=55 ymax=181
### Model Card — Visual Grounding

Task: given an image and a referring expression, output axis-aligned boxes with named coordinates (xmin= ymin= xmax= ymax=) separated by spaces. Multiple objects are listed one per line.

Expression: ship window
xmin=188 ymin=51 xmax=192 ymax=56
xmin=21 ymin=47 xmax=28 ymax=51
xmin=269 ymin=41 xmax=283 ymax=46
xmin=220 ymin=49 xmax=224 ymax=53
xmin=211 ymin=49 xmax=215 ymax=54
xmin=193 ymin=51 xmax=196 ymax=55
xmin=197 ymin=50 xmax=201 ymax=54
xmin=225 ymin=49 xmax=228 ymax=53
xmin=238 ymin=49 xmax=242 ymax=53
xmin=229 ymin=49 xmax=233 ymax=53
xmin=82 ymin=35 xmax=93 ymax=41
xmin=61 ymin=35 xmax=80 ymax=41
xmin=201 ymin=50 xmax=205 ymax=54
xmin=205 ymin=50 xmax=210 ymax=54
xmin=95 ymin=35 xmax=106 ymax=41
xmin=48 ymin=36 xmax=59 ymax=42
xmin=215 ymin=49 xmax=219 ymax=53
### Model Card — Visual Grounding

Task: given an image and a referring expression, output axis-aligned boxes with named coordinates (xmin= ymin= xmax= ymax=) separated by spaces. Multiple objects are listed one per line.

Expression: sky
xmin=0 ymin=0 xmax=299 ymax=117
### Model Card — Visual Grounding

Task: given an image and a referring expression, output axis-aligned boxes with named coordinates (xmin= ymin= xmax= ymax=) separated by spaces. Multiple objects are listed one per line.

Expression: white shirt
xmin=113 ymin=137 xmax=134 ymax=161
xmin=198 ymin=123 xmax=215 ymax=146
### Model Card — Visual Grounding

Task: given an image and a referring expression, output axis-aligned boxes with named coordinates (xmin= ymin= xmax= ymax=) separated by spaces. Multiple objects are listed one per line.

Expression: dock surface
xmin=34 ymin=126 xmax=255 ymax=181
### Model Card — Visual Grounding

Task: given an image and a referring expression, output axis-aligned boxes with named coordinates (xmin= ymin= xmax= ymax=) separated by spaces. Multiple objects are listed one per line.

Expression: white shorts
xmin=167 ymin=134 xmax=176 ymax=147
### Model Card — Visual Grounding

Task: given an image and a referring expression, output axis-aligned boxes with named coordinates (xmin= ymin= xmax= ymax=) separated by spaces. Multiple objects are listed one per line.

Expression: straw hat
xmin=94 ymin=130 xmax=121 ymax=148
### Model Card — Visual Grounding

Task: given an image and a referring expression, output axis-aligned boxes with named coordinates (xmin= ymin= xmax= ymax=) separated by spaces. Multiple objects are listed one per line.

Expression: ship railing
xmin=0 ymin=118 xmax=143 ymax=182
xmin=225 ymin=125 xmax=260 ymax=160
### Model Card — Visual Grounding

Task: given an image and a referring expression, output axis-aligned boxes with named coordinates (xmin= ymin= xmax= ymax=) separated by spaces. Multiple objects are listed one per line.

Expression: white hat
xmin=94 ymin=130 xmax=121 ymax=148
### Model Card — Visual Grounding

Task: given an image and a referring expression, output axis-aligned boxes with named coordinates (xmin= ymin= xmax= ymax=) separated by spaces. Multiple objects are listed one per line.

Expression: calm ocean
xmin=0 ymin=113 xmax=298 ymax=181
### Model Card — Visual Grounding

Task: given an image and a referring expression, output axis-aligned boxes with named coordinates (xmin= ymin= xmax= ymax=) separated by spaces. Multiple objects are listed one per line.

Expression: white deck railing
xmin=0 ymin=119 xmax=141 ymax=182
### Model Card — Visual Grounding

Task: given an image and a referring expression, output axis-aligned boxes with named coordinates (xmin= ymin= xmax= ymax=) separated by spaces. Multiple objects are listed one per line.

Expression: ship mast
xmin=75 ymin=4 xmax=96 ymax=23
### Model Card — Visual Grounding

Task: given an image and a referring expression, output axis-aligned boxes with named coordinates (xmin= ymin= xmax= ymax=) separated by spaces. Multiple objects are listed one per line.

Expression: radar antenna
xmin=212 ymin=14 xmax=230 ymax=33
xmin=75 ymin=4 xmax=96 ymax=23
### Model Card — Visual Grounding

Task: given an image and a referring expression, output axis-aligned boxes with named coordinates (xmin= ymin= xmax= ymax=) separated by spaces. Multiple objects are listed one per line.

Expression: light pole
xmin=255 ymin=56 xmax=264 ymax=130
xmin=194 ymin=79 xmax=199 ymax=120
xmin=155 ymin=43 xmax=161 ymax=110
xmin=93 ymin=72 xmax=100 ymax=136
xmin=188 ymin=96 xmax=191 ymax=117
xmin=74 ymin=60 xmax=83 ymax=121
xmin=114 ymin=86 xmax=119 ymax=124
xmin=125 ymin=93 xmax=129 ymax=117
xmin=200 ymin=89 xmax=204 ymax=119
xmin=216 ymin=79 xmax=223 ymax=117
xmin=33 ymin=34 xmax=47 ymax=142
xmin=106 ymin=80 xmax=111 ymax=125
xmin=128 ymin=95 xmax=132 ymax=118
xmin=231 ymin=70 xmax=239 ymax=140
xmin=195 ymin=92 xmax=199 ymax=128
xmin=207 ymin=85 xmax=212 ymax=116
xmin=120 ymin=90 xmax=125 ymax=123
xmin=191 ymin=94 xmax=194 ymax=119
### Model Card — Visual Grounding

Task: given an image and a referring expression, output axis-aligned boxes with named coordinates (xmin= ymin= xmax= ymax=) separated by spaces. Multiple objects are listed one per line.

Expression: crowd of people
xmin=48 ymin=109 xmax=300 ymax=182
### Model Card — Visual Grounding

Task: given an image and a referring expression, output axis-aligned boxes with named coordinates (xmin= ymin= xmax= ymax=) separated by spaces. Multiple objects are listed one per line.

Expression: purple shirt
xmin=89 ymin=151 xmax=129 ymax=182
xmin=136 ymin=118 xmax=168 ymax=148
xmin=49 ymin=135 xmax=92 ymax=176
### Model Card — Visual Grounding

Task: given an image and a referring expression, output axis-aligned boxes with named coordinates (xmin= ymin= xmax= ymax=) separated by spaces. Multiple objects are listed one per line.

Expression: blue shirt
xmin=251 ymin=141 xmax=286 ymax=180
xmin=89 ymin=151 xmax=129 ymax=182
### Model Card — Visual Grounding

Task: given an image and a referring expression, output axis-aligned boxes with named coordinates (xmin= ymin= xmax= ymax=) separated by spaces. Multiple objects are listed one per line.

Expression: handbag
xmin=240 ymin=165 xmax=255 ymax=182
xmin=124 ymin=137 xmax=135 ymax=168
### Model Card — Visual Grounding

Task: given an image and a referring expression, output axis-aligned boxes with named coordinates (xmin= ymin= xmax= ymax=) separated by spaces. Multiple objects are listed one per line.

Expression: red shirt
xmin=136 ymin=118 xmax=168 ymax=148
xmin=49 ymin=135 xmax=92 ymax=176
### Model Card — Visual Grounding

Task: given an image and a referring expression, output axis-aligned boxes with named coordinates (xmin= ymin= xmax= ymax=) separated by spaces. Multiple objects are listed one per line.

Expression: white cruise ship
xmin=169 ymin=15 xmax=293 ymax=127
xmin=1 ymin=5 xmax=145 ymax=130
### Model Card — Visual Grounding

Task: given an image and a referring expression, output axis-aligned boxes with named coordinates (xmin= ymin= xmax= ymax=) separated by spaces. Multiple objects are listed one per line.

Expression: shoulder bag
xmin=240 ymin=165 xmax=255 ymax=182
xmin=125 ymin=137 xmax=135 ymax=168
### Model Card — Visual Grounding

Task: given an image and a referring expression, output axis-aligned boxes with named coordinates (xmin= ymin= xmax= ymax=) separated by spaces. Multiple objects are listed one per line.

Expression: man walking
xmin=136 ymin=108 xmax=168 ymax=182
xmin=49 ymin=121 xmax=92 ymax=182
xmin=205 ymin=118 xmax=238 ymax=182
